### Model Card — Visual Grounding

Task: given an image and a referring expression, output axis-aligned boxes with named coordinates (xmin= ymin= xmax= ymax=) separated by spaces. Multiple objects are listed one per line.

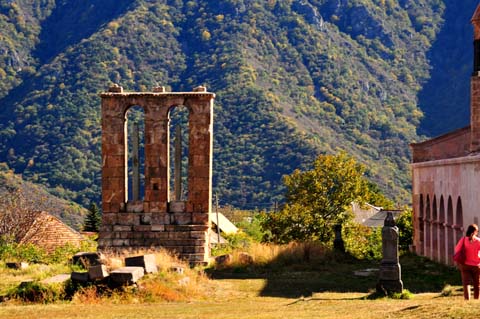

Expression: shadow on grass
xmin=207 ymin=252 xmax=461 ymax=299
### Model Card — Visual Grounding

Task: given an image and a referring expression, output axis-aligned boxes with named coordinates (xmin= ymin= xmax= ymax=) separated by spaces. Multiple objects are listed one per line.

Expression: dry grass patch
xmin=70 ymin=248 xmax=215 ymax=304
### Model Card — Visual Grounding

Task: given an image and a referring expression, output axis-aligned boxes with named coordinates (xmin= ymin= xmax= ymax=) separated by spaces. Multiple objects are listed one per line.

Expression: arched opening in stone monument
xmin=125 ymin=105 xmax=145 ymax=202
xmin=168 ymin=105 xmax=190 ymax=203
xmin=432 ymin=195 xmax=438 ymax=261
xmin=439 ymin=195 xmax=446 ymax=263
xmin=419 ymin=194 xmax=424 ymax=255
xmin=425 ymin=195 xmax=431 ymax=258
xmin=447 ymin=196 xmax=454 ymax=264
xmin=455 ymin=197 xmax=464 ymax=243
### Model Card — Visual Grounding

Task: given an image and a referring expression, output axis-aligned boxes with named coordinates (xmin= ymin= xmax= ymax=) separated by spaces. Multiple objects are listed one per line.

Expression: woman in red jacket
xmin=455 ymin=224 xmax=480 ymax=300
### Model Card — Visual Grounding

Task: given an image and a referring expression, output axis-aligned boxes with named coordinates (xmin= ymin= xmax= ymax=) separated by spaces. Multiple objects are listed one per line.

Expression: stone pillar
xmin=100 ymin=85 xmax=127 ymax=225
xmin=186 ymin=86 xmax=213 ymax=225
xmin=144 ymin=100 xmax=169 ymax=210
xmin=377 ymin=212 xmax=403 ymax=295
xmin=471 ymin=75 xmax=480 ymax=152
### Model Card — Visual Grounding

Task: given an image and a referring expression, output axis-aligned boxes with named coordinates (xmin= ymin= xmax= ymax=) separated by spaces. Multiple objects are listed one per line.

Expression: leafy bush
xmin=343 ymin=222 xmax=382 ymax=260
xmin=7 ymin=281 xmax=65 ymax=303
xmin=0 ymin=237 xmax=96 ymax=264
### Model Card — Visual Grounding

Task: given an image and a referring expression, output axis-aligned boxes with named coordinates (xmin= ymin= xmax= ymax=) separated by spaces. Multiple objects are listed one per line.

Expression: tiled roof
xmin=19 ymin=211 xmax=85 ymax=252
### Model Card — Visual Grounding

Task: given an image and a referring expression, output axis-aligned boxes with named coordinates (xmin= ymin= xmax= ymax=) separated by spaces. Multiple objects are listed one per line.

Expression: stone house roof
xmin=19 ymin=211 xmax=85 ymax=252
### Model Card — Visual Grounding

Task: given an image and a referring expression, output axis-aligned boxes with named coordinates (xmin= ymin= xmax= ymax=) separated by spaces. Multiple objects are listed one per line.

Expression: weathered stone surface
xmin=238 ymin=252 xmax=254 ymax=265
xmin=215 ymin=254 xmax=232 ymax=266
xmin=89 ymin=265 xmax=109 ymax=280
xmin=71 ymin=272 xmax=90 ymax=283
xmin=125 ymin=254 xmax=158 ymax=274
xmin=110 ymin=267 xmax=145 ymax=285
xmin=377 ymin=212 xmax=403 ymax=294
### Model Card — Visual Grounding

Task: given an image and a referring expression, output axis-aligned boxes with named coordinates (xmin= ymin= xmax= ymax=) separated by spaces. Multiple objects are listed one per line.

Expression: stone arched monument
xmin=97 ymin=85 xmax=214 ymax=265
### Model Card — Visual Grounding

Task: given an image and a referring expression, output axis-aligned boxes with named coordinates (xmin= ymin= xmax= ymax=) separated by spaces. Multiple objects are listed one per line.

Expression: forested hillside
xmin=0 ymin=0 xmax=475 ymax=209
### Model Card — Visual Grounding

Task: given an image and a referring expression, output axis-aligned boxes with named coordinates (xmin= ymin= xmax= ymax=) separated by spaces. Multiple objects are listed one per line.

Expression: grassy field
xmin=0 ymin=252 xmax=475 ymax=319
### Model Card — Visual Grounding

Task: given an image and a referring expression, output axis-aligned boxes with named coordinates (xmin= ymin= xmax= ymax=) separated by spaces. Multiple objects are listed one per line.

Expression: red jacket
xmin=455 ymin=236 xmax=480 ymax=266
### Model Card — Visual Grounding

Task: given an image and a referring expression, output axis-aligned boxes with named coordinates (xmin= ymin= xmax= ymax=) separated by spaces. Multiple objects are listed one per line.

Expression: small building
xmin=19 ymin=211 xmax=85 ymax=252
xmin=352 ymin=202 xmax=402 ymax=228
xmin=410 ymin=6 xmax=480 ymax=265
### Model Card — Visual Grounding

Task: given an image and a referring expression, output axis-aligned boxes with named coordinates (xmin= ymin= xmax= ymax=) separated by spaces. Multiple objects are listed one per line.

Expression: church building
xmin=410 ymin=5 xmax=480 ymax=265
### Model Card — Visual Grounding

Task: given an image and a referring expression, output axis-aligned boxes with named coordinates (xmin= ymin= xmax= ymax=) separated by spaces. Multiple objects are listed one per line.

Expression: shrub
xmin=7 ymin=281 xmax=65 ymax=303
xmin=343 ymin=222 xmax=382 ymax=260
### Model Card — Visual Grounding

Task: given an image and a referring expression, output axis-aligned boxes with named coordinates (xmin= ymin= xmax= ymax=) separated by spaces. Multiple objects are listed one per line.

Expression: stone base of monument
xmin=376 ymin=280 xmax=404 ymax=295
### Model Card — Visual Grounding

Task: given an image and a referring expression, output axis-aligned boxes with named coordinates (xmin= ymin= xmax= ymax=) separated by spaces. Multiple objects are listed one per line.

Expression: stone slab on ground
xmin=110 ymin=267 xmax=145 ymax=285
xmin=125 ymin=254 xmax=158 ymax=274
xmin=41 ymin=274 xmax=71 ymax=284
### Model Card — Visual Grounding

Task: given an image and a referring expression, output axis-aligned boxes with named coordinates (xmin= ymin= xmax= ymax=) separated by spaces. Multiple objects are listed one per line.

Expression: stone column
xmin=186 ymin=87 xmax=213 ymax=224
xmin=377 ymin=212 xmax=403 ymax=295
xmin=471 ymin=75 xmax=480 ymax=152
xmin=143 ymin=99 xmax=169 ymax=213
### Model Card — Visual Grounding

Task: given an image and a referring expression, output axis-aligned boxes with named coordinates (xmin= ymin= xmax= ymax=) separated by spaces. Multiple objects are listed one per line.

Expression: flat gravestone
xmin=110 ymin=267 xmax=144 ymax=285
xmin=41 ymin=274 xmax=71 ymax=284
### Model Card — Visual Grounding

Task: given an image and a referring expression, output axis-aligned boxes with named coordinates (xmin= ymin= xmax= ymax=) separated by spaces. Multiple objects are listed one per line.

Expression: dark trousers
xmin=460 ymin=264 xmax=480 ymax=300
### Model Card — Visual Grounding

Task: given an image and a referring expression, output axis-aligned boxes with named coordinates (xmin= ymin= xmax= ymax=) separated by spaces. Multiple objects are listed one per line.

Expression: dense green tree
xmin=83 ymin=202 xmax=101 ymax=232
xmin=261 ymin=152 xmax=391 ymax=243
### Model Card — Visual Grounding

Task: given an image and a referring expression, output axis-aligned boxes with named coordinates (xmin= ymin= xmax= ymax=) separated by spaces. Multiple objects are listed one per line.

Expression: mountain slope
xmin=0 ymin=0 xmax=463 ymax=208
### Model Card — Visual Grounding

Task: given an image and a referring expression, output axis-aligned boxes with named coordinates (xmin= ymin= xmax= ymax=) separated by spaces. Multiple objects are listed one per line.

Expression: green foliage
xmin=0 ymin=239 xmax=46 ymax=263
xmin=396 ymin=207 xmax=413 ymax=252
xmin=211 ymin=231 xmax=254 ymax=256
xmin=83 ymin=202 xmax=101 ymax=232
xmin=235 ymin=213 xmax=266 ymax=243
xmin=261 ymin=152 xmax=377 ymax=243
xmin=343 ymin=222 xmax=382 ymax=260
xmin=0 ymin=238 xmax=96 ymax=265
xmin=7 ymin=281 xmax=66 ymax=303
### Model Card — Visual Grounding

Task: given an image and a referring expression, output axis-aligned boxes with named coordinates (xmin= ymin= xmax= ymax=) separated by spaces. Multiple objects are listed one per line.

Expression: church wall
xmin=412 ymin=155 xmax=480 ymax=265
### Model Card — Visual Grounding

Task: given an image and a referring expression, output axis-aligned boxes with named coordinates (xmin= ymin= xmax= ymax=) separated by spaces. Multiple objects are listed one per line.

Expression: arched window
xmin=125 ymin=105 xmax=145 ymax=202
xmin=169 ymin=106 xmax=190 ymax=202
xmin=456 ymin=197 xmax=464 ymax=243
xmin=425 ymin=195 xmax=431 ymax=259
xmin=439 ymin=196 xmax=446 ymax=263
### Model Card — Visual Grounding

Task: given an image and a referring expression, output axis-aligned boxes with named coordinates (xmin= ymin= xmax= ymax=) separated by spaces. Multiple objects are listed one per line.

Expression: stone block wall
xmin=98 ymin=85 xmax=214 ymax=264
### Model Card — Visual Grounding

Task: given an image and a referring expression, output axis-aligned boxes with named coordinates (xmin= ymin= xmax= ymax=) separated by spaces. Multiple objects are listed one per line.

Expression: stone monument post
xmin=377 ymin=212 xmax=403 ymax=294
